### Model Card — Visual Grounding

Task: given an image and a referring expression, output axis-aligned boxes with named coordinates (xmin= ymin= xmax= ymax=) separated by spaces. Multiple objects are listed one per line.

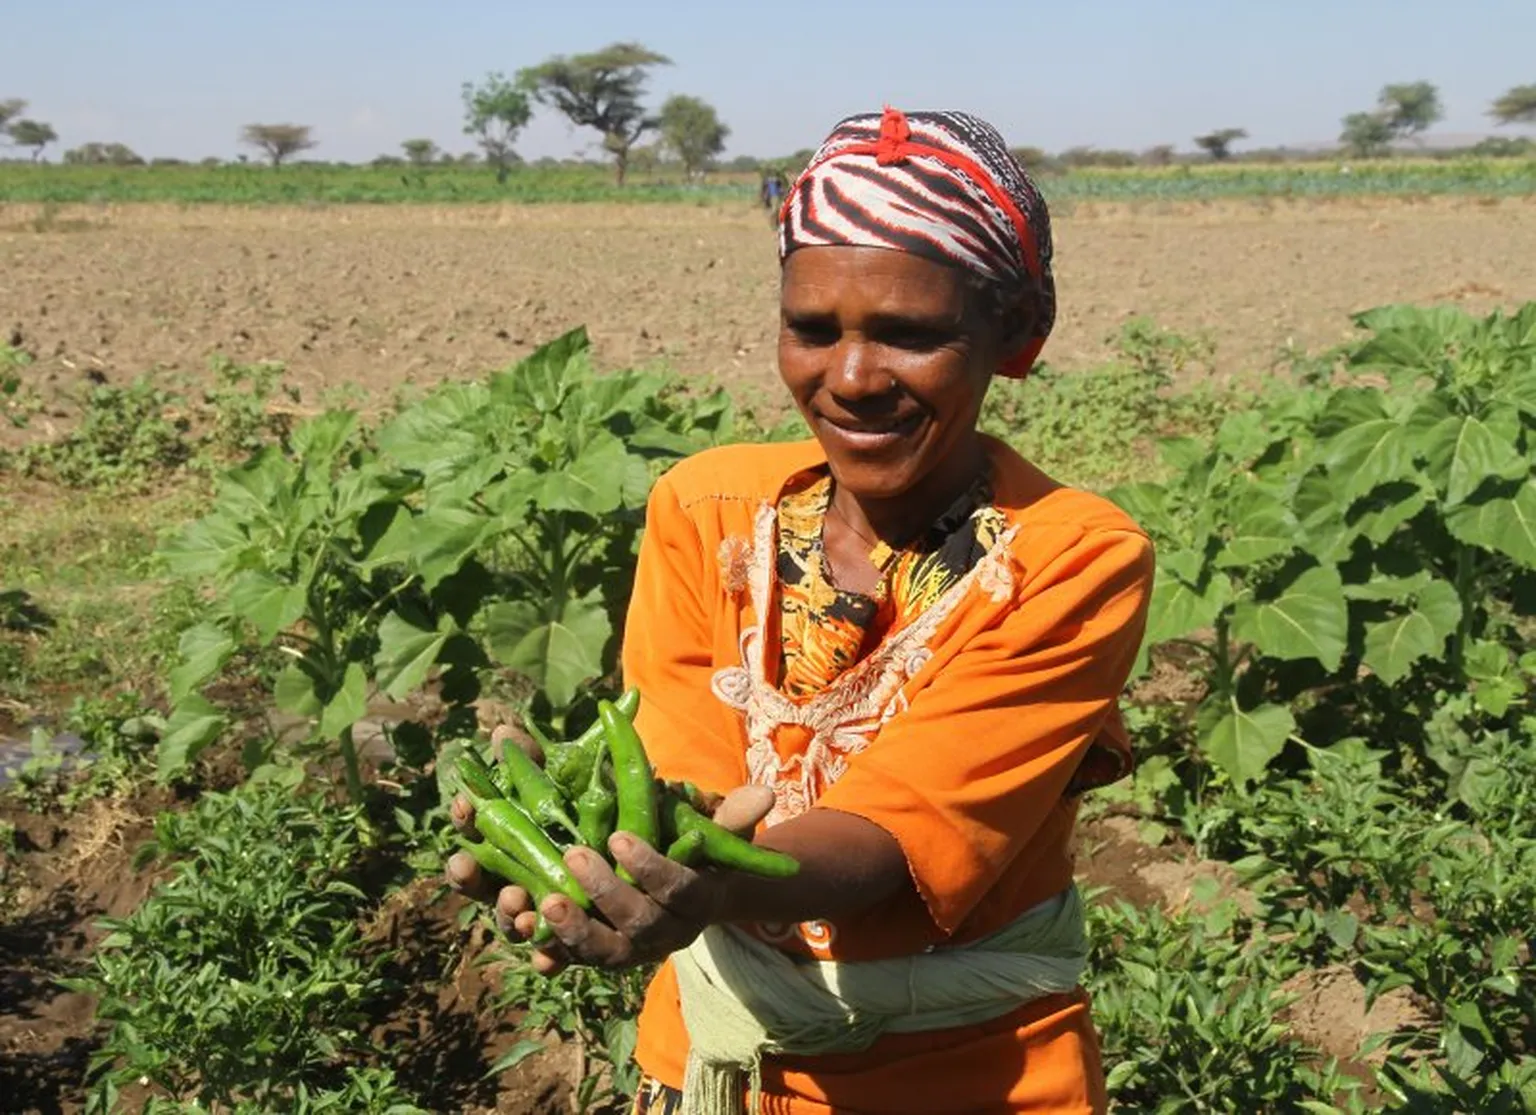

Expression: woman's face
xmin=778 ymin=245 xmax=1022 ymax=505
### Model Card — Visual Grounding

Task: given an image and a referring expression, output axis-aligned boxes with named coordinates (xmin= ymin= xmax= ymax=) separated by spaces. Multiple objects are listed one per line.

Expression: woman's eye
xmin=881 ymin=327 xmax=949 ymax=352
xmin=787 ymin=320 xmax=838 ymax=346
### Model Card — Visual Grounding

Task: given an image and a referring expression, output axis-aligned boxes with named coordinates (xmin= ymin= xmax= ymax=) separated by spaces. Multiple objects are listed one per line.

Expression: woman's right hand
xmin=443 ymin=724 xmax=774 ymax=975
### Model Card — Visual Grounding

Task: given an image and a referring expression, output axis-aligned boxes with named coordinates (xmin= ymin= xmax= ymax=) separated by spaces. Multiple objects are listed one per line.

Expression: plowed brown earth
xmin=4 ymin=197 xmax=1536 ymax=444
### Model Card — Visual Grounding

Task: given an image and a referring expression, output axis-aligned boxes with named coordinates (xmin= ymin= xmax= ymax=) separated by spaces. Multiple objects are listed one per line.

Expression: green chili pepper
xmin=455 ymin=751 xmax=505 ymax=802
xmin=665 ymin=829 xmax=706 ymax=867
xmin=576 ymin=752 xmax=618 ymax=852
xmin=455 ymin=837 xmax=555 ymax=945
xmin=499 ymin=736 xmax=584 ymax=844
xmin=465 ymin=790 xmax=591 ymax=910
xmin=548 ymin=689 xmax=642 ymax=798
xmin=662 ymin=789 xmax=800 ymax=879
xmin=599 ymin=697 xmax=658 ymax=885
xmin=519 ymin=710 xmax=558 ymax=756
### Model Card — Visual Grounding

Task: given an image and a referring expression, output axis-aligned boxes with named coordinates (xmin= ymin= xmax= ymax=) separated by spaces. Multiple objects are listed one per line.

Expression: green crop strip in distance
xmin=1 ymin=158 xmax=1534 ymax=205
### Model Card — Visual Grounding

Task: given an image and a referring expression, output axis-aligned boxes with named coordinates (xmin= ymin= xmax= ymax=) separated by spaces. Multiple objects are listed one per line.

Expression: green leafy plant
xmin=65 ymin=780 xmax=399 ymax=1113
xmin=1085 ymin=895 xmax=1365 ymax=1113
xmin=486 ymin=940 xmax=650 ymax=1112
xmin=981 ymin=318 xmax=1232 ymax=489
xmin=1 ymin=341 xmax=42 ymax=429
xmin=20 ymin=377 xmax=193 ymax=488
xmin=1112 ymin=302 xmax=1536 ymax=786
xmin=156 ymin=329 xmax=743 ymax=797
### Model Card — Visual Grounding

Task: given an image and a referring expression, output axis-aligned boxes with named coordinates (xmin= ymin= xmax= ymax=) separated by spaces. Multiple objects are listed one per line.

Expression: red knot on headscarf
xmin=779 ymin=107 xmax=1056 ymax=378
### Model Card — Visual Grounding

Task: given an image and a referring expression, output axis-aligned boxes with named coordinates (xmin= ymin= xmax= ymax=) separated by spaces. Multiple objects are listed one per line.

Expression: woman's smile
xmin=812 ymin=409 xmax=926 ymax=452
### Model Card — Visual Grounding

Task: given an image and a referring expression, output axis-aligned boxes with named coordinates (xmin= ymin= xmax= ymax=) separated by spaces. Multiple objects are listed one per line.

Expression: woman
xmin=448 ymin=108 xmax=1153 ymax=1114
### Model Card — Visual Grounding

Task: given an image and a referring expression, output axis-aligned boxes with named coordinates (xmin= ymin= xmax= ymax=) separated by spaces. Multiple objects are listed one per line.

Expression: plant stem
xmin=1213 ymin=615 xmax=1234 ymax=699
xmin=339 ymin=724 xmax=364 ymax=804
xmin=1451 ymin=545 xmax=1475 ymax=672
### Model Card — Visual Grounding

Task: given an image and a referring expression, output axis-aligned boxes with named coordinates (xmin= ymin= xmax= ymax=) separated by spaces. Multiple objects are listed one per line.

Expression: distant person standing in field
xmin=760 ymin=167 xmax=789 ymax=226
xmin=450 ymin=107 xmax=1152 ymax=1114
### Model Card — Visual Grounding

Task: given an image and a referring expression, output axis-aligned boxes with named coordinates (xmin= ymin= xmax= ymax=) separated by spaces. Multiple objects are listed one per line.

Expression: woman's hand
xmin=444 ymin=724 xmax=774 ymax=975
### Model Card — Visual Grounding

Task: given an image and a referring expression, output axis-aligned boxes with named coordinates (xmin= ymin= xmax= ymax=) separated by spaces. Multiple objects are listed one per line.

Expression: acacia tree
xmin=1193 ymin=127 xmax=1247 ymax=161
xmin=1490 ymin=84 xmax=1536 ymax=128
xmin=462 ymin=73 xmax=531 ymax=184
xmin=518 ymin=42 xmax=671 ymax=185
xmin=401 ymin=138 xmax=439 ymax=166
xmin=1340 ymin=112 xmax=1395 ymax=158
xmin=9 ymin=119 xmax=58 ymax=161
xmin=240 ymin=124 xmax=316 ymax=166
xmin=657 ymin=94 xmax=728 ymax=178
xmin=1378 ymin=81 xmax=1442 ymax=144
xmin=0 ymin=98 xmax=26 ymax=138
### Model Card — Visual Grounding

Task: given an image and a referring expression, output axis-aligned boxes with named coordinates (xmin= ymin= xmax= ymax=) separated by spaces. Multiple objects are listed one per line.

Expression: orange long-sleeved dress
xmin=621 ymin=435 xmax=1153 ymax=1115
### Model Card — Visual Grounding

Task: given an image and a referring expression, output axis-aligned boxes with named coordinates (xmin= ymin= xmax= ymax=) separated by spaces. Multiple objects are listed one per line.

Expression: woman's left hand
xmin=527 ymin=784 xmax=775 ymax=974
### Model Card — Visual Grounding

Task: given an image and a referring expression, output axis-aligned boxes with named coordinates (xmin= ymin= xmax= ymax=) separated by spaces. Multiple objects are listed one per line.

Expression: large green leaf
xmin=1349 ymin=305 xmax=1471 ymax=375
xmin=330 ymin=466 xmax=409 ymax=525
xmin=1445 ymin=481 xmax=1536 ymax=568
xmin=1344 ymin=481 xmax=1429 ymax=546
xmin=274 ymin=660 xmax=323 ymax=717
xmin=1361 ymin=579 xmax=1463 ymax=684
xmin=375 ymin=382 xmax=490 ymax=472
xmin=1203 ymin=699 xmax=1295 ymax=788
xmin=408 ymin=507 xmax=495 ymax=589
xmin=290 ymin=410 xmax=360 ymax=471
xmin=1231 ymin=565 xmax=1348 ymax=671
xmin=357 ymin=504 xmax=420 ymax=572
xmin=1157 ymin=436 xmax=1210 ymax=474
xmin=226 ymin=570 xmax=307 ymax=643
xmin=490 ymin=327 xmax=590 ymax=415
xmin=1292 ymin=470 xmax=1353 ymax=564
xmin=1342 ymin=570 xmax=1432 ymax=604
xmin=619 ymin=451 xmax=654 ymax=510
xmin=484 ymin=593 xmax=611 ymax=708
xmin=1107 ymin=482 xmax=1175 ymax=540
xmin=374 ymin=612 xmax=451 ymax=701
xmin=157 ymin=695 xmax=226 ymax=783
xmin=1323 ymin=418 xmax=1416 ymax=502
xmin=319 ymin=661 xmax=369 ymax=739
xmin=216 ymin=449 xmax=292 ymax=523
xmin=1496 ymin=361 xmax=1536 ymax=418
xmin=1144 ymin=569 xmax=1230 ymax=645
xmin=159 ymin=512 xmax=248 ymax=578
xmin=1214 ymin=410 xmax=1280 ymax=463
xmin=532 ymin=434 xmax=628 ymax=515
xmin=1420 ymin=415 xmax=1528 ymax=506
xmin=168 ymin=623 xmax=237 ymax=705
xmin=1216 ymin=486 xmax=1296 ymax=567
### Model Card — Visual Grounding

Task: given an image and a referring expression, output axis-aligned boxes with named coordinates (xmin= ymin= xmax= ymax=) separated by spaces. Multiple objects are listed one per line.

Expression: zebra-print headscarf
xmin=779 ymin=107 xmax=1055 ymax=378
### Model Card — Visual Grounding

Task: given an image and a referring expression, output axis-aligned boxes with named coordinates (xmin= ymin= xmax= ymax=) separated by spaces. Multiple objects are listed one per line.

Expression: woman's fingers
xmin=540 ymin=891 xmax=636 ymax=967
xmin=445 ymin=850 xmax=501 ymax=904
xmin=450 ymin=794 xmax=478 ymax=838
xmin=611 ymin=835 xmax=716 ymax=922
xmin=491 ymin=723 xmax=544 ymax=767
xmin=530 ymin=945 xmax=570 ymax=976
xmin=711 ymin=785 xmax=775 ymax=837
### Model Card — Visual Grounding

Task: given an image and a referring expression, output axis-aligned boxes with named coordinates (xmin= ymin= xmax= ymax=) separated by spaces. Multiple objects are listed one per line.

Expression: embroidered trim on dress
xmin=710 ymin=501 xmax=1019 ymax=825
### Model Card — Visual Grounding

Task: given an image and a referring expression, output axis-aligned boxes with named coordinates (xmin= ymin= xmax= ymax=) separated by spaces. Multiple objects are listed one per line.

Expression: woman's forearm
xmin=709 ymin=807 xmax=912 ymax=926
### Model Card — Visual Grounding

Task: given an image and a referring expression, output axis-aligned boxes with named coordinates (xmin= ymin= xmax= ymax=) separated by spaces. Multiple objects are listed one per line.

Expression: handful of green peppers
xmin=452 ymin=690 xmax=800 ymax=944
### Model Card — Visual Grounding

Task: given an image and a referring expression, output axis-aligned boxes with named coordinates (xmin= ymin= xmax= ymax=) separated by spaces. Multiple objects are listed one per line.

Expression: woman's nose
xmin=829 ymin=339 xmax=895 ymax=398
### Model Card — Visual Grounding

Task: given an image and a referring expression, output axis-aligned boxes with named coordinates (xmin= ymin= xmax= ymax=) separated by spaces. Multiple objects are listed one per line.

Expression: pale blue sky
xmin=6 ymin=0 xmax=1534 ymax=162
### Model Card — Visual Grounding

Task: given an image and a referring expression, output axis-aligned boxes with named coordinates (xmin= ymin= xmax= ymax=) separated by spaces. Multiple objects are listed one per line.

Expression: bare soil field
xmin=4 ymin=197 xmax=1536 ymax=429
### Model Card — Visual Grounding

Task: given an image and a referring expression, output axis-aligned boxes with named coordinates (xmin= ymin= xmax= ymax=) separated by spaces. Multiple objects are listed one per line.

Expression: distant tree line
xmin=3 ymin=77 xmax=1534 ymax=174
